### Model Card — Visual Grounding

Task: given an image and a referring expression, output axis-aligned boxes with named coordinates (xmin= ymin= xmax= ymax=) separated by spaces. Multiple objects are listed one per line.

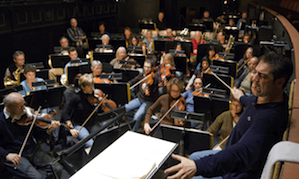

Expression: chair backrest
xmin=261 ymin=141 xmax=299 ymax=179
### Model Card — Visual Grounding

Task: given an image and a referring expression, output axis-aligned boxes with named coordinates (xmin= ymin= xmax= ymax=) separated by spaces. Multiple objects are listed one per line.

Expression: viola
xmin=88 ymin=89 xmax=117 ymax=112
xmin=143 ymin=72 xmax=155 ymax=96
xmin=170 ymin=96 xmax=186 ymax=126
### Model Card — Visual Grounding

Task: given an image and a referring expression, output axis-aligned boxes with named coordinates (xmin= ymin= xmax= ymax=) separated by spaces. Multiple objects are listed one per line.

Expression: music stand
xmin=32 ymin=79 xmax=55 ymax=88
xmin=202 ymin=73 xmax=233 ymax=96
xmin=99 ymin=73 xmax=122 ymax=81
xmin=26 ymin=62 xmax=44 ymax=69
xmin=88 ymin=120 xmax=135 ymax=161
xmin=203 ymin=21 xmax=214 ymax=32
xmin=161 ymin=124 xmax=211 ymax=156
xmin=127 ymin=46 xmax=143 ymax=54
xmin=210 ymin=65 xmax=230 ymax=75
xmin=196 ymin=44 xmax=224 ymax=64
xmin=218 ymin=52 xmax=235 ymax=60
xmin=154 ymin=40 xmax=168 ymax=52
xmin=138 ymin=22 xmax=155 ymax=30
xmin=112 ymin=68 xmax=140 ymax=82
xmin=96 ymin=44 xmax=114 ymax=50
xmin=189 ymin=23 xmax=207 ymax=32
xmin=24 ymin=86 xmax=65 ymax=110
xmin=171 ymin=109 xmax=204 ymax=126
xmin=173 ymin=56 xmax=187 ymax=74
xmin=119 ymin=59 xmax=137 ymax=66
xmin=67 ymin=62 xmax=92 ymax=85
xmin=128 ymin=53 xmax=146 ymax=67
xmin=93 ymin=52 xmax=116 ymax=63
xmin=94 ymin=82 xmax=130 ymax=106
xmin=0 ymin=85 xmax=23 ymax=102
xmin=203 ymin=87 xmax=227 ymax=99
xmin=49 ymin=54 xmax=70 ymax=68
xmin=53 ymin=46 xmax=70 ymax=53
xmin=212 ymin=59 xmax=237 ymax=78
xmin=169 ymin=49 xmax=185 ymax=56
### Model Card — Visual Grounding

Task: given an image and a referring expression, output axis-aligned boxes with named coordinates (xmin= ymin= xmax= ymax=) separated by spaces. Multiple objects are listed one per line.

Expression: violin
xmin=16 ymin=107 xmax=70 ymax=129
xmin=94 ymin=73 xmax=113 ymax=84
xmin=159 ymin=63 xmax=172 ymax=87
xmin=88 ymin=89 xmax=117 ymax=112
xmin=170 ymin=96 xmax=186 ymax=126
xmin=142 ymin=72 xmax=155 ymax=96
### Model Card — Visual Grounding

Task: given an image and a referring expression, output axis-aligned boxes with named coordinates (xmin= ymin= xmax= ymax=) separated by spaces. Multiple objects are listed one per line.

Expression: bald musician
xmin=0 ymin=92 xmax=69 ymax=178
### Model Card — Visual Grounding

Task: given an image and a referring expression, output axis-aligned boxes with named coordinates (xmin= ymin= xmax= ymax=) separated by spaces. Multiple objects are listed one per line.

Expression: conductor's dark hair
xmin=259 ymin=51 xmax=293 ymax=88
xmin=13 ymin=50 xmax=25 ymax=60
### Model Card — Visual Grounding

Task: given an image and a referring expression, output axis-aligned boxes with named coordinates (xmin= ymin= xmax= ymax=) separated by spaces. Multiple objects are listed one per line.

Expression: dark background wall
xmin=0 ymin=0 xmax=283 ymax=89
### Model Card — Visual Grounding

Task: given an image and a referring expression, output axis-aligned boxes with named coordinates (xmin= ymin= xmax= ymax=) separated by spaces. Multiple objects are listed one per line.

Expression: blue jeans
xmin=74 ymin=125 xmax=94 ymax=148
xmin=125 ymin=98 xmax=152 ymax=132
xmin=189 ymin=150 xmax=223 ymax=179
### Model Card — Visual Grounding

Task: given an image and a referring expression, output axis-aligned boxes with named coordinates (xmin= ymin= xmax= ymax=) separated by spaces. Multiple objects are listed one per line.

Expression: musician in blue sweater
xmin=165 ymin=51 xmax=293 ymax=179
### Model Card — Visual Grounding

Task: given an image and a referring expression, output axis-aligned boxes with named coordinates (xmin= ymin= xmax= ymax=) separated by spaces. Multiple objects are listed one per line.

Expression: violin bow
xmin=150 ymin=99 xmax=181 ymax=135
xmin=211 ymin=72 xmax=232 ymax=91
xmin=18 ymin=106 xmax=42 ymax=158
xmin=129 ymin=73 xmax=152 ymax=90
xmin=78 ymin=95 xmax=108 ymax=132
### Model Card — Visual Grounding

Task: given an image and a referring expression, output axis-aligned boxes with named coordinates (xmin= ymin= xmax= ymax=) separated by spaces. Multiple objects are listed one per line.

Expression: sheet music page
xmin=71 ymin=131 xmax=177 ymax=179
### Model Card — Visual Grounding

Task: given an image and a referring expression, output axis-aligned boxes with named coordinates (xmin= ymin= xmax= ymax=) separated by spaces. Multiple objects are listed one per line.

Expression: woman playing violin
xmin=125 ymin=59 xmax=159 ymax=132
xmin=156 ymin=53 xmax=176 ymax=95
xmin=144 ymin=78 xmax=186 ymax=137
xmin=62 ymin=74 xmax=104 ymax=148
xmin=0 ymin=92 xmax=70 ymax=178
xmin=90 ymin=60 xmax=112 ymax=84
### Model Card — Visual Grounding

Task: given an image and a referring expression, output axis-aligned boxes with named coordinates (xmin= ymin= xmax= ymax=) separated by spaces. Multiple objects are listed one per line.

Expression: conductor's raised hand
xmin=231 ymin=87 xmax=244 ymax=101
xmin=164 ymin=154 xmax=197 ymax=179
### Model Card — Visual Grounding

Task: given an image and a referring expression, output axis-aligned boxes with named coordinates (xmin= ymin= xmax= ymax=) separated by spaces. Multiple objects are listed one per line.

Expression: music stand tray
xmin=93 ymin=52 xmax=116 ymax=63
xmin=212 ymin=59 xmax=237 ymax=78
xmin=112 ymin=68 xmax=140 ymax=82
xmin=99 ymin=73 xmax=122 ymax=81
xmin=67 ymin=63 xmax=92 ymax=84
xmin=49 ymin=54 xmax=70 ymax=68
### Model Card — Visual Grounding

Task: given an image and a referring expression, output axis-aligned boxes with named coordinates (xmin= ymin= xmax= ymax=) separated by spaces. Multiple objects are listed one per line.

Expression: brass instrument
xmin=4 ymin=67 xmax=23 ymax=88
xmin=225 ymin=35 xmax=235 ymax=53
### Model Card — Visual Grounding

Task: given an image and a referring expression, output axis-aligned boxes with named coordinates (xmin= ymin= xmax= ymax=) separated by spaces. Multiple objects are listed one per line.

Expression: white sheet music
xmin=71 ymin=131 xmax=177 ymax=179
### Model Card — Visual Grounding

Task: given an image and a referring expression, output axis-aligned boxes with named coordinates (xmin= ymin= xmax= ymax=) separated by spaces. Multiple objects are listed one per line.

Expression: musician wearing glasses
xmin=19 ymin=64 xmax=46 ymax=96
xmin=0 ymin=92 xmax=69 ymax=178
xmin=125 ymin=59 xmax=159 ymax=132
xmin=165 ymin=52 xmax=293 ymax=179
xmin=4 ymin=50 xmax=25 ymax=87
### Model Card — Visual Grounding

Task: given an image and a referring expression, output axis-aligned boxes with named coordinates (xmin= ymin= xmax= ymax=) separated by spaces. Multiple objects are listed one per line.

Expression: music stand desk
xmin=112 ymin=68 xmax=140 ymax=82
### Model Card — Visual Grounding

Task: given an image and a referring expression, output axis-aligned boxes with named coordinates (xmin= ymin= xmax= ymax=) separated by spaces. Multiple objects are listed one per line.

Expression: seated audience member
xmin=90 ymin=60 xmax=112 ymax=84
xmin=234 ymin=56 xmax=258 ymax=88
xmin=239 ymin=56 xmax=259 ymax=95
xmin=237 ymin=47 xmax=253 ymax=77
xmin=98 ymin=21 xmax=111 ymax=38
xmin=4 ymin=50 xmax=25 ymax=87
xmin=143 ymin=78 xmax=186 ymax=137
xmin=125 ymin=59 xmax=159 ymax=132
xmin=124 ymin=27 xmax=132 ymax=48
xmin=62 ymin=74 xmax=103 ymax=149
xmin=0 ymin=92 xmax=70 ymax=178
xmin=200 ymin=11 xmax=214 ymax=22
xmin=154 ymin=11 xmax=166 ymax=35
xmin=66 ymin=18 xmax=86 ymax=47
xmin=164 ymin=52 xmax=293 ymax=179
xmin=20 ymin=64 xmax=46 ymax=96
xmin=110 ymin=46 xmax=130 ymax=68
xmin=207 ymin=94 xmax=244 ymax=149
